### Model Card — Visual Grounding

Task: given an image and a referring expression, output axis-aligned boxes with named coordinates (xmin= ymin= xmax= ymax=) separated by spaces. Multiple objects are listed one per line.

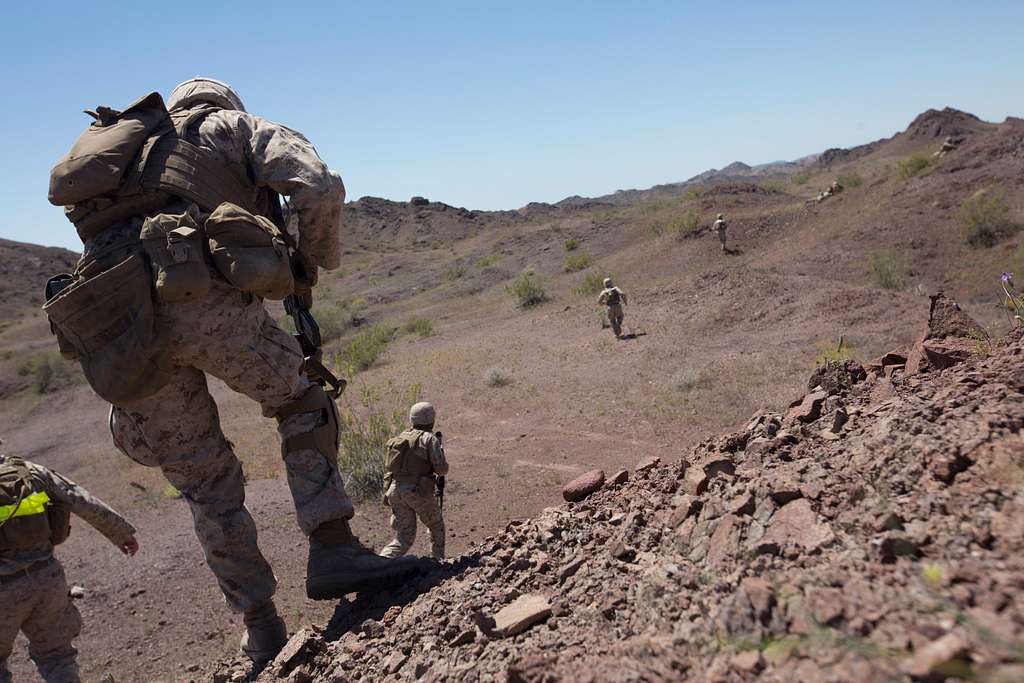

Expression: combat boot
xmin=240 ymin=601 xmax=288 ymax=668
xmin=306 ymin=519 xmax=421 ymax=600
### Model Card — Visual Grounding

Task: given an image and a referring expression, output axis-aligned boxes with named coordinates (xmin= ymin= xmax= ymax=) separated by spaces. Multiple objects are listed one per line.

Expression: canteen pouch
xmin=140 ymin=208 xmax=211 ymax=303
xmin=42 ymin=253 xmax=172 ymax=405
xmin=44 ymin=274 xmax=79 ymax=360
xmin=205 ymin=202 xmax=294 ymax=300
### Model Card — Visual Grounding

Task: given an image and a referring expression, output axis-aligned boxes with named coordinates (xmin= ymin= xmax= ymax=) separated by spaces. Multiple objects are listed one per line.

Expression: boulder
xmin=491 ymin=594 xmax=552 ymax=637
xmin=906 ymin=293 xmax=986 ymax=375
xmin=562 ymin=469 xmax=605 ymax=502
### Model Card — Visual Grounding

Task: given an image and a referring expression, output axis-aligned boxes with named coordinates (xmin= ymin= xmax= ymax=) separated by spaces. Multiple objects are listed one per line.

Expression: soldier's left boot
xmin=241 ymin=601 xmax=288 ymax=668
xmin=306 ymin=519 xmax=422 ymax=600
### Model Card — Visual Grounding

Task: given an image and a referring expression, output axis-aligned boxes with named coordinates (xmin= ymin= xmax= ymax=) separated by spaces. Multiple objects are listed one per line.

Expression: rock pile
xmin=216 ymin=301 xmax=1024 ymax=683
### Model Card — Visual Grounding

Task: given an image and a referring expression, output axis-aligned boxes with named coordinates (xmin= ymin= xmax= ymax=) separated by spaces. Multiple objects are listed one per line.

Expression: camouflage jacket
xmin=0 ymin=461 xmax=135 ymax=575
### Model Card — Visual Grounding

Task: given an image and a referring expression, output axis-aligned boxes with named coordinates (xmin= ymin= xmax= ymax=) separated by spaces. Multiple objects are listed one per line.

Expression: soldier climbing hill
xmin=598 ymin=277 xmax=629 ymax=338
xmin=0 ymin=452 xmax=137 ymax=683
xmin=42 ymin=78 xmax=419 ymax=668
xmin=379 ymin=403 xmax=449 ymax=561
xmin=712 ymin=213 xmax=728 ymax=251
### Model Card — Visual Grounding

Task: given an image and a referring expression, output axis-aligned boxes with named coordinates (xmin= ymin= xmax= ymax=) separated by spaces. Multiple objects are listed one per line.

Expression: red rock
xmin=786 ymin=390 xmax=827 ymax=423
xmin=607 ymin=469 xmax=629 ymax=486
xmin=731 ymin=650 xmax=764 ymax=674
xmin=903 ymin=632 xmax=970 ymax=681
xmin=760 ymin=499 xmax=834 ymax=554
xmin=491 ymin=594 xmax=551 ymax=637
xmin=562 ymin=469 xmax=605 ymax=502
xmin=635 ymin=456 xmax=660 ymax=473
xmin=706 ymin=514 xmax=742 ymax=566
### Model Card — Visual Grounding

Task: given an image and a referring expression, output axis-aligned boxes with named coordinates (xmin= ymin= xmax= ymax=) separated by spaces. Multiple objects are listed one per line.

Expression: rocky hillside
xmin=212 ymin=296 xmax=1024 ymax=682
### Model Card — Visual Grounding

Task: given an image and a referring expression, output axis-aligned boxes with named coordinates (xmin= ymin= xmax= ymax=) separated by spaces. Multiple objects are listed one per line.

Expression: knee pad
xmin=274 ymin=384 xmax=339 ymax=465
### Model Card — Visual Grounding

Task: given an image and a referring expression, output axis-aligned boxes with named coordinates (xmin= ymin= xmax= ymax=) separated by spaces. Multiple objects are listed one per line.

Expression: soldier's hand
xmin=120 ymin=537 xmax=139 ymax=556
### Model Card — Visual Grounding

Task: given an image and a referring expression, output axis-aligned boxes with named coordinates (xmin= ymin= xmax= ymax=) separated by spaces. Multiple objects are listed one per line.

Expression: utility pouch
xmin=47 ymin=504 xmax=72 ymax=546
xmin=205 ymin=202 xmax=294 ymax=300
xmin=44 ymin=274 xmax=79 ymax=360
xmin=140 ymin=208 xmax=211 ymax=303
xmin=42 ymin=253 xmax=172 ymax=405
xmin=417 ymin=475 xmax=436 ymax=498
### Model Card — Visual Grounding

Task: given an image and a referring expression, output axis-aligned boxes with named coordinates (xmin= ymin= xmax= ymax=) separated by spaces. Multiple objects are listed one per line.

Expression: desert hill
xmin=3 ymin=106 xmax=1023 ymax=681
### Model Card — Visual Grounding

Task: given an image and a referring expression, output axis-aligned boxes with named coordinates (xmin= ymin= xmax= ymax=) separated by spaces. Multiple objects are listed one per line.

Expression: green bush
xmin=958 ymin=191 xmax=1015 ymax=247
xmin=761 ymin=179 xmax=786 ymax=193
xmin=16 ymin=351 xmax=69 ymax=394
xmin=563 ymin=253 xmax=593 ymax=272
xmin=668 ymin=208 xmax=701 ymax=239
xmin=507 ymin=269 xmax=549 ymax=308
xmin=573 ymin=272 xmax=608 ymax=296
xmin=837 ymin=172 xmax=863 ymax=188
xmin=869 ymin=250 xmax=909 ymax=290
xmin=897 ymin=154 xmax=930 ymax=179
xmin=564 ymin=238 xmax=580 ymax=251
xmin=814 ymin=338 xmax=856 ymax=365
xmin=445 ymin=263 xmax=467 ymax=281
xmin=402 ymin=318 xmax=433 ymax=338
xmin=475 ymin=254 xmax=501 ymax=269
xmin=334 ymin=324 xmax=397 ymax=374
xmin=791 ymin=173 xmax=810 ymax=186
xmin=337 ymin=382 xmax=420 ymax=501
xmin=312 ymin=299 xmax=363 ymax=342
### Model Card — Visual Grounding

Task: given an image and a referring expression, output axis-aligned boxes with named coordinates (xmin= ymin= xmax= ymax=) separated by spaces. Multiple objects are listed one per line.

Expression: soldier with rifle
xmin=379 ymin=403 xmax=449 ymax=560
xmin=43 ymin=78 xmax=419 ymax=668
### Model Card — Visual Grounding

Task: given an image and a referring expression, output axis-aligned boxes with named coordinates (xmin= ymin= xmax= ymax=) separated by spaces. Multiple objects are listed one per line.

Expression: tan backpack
xmin=0 ymin=457 xmax=70 ymax=552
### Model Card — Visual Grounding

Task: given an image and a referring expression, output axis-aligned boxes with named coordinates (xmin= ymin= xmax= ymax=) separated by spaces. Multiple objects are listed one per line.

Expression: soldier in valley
xmin=598 ymin=277 xmax=629 ymax=338
xmin=379 ymin=403 xmax=449 ymax=561
xmin=712 ymin=213 xmax=728 ymax=251
xmin=44 ymin=78 xmax=419 ymax=668
xmin=0 ymin=453 xmax=137 ymax=683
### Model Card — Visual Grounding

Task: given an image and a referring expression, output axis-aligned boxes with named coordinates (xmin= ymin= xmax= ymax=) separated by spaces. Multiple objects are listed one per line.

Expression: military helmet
xmin=717 ymin=213 xmax=724 ymax=219
xmin=168 ymin=77 xmax=246 ymax=112
xmin=603 ymin=277 xmax=613 ymax=287
xmin=409 ymin=402 xmax=436 ymax=426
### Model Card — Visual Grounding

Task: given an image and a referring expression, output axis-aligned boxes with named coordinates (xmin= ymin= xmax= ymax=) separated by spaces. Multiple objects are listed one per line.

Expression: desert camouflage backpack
xmin=0 ymin=456 xmax=70 ymax=553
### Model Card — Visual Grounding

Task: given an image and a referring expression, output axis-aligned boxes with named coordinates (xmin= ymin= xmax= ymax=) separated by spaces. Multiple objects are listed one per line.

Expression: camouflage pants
xmin=109 ymin=282 xmax=354 ymax=613
xmin=607 ymin=304 xmax=624 ymax=336
xmin=379 ymin=484 xmax=445 ymax=560
xmin=716 ymin=228 xmax=727 ymax=250
xmin=0 ymin=559 xmax=82 ymax=683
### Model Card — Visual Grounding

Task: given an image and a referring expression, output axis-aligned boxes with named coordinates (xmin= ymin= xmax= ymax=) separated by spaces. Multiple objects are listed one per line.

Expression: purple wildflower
xmin=1002 ymin=272 xmax=1014 ymax=284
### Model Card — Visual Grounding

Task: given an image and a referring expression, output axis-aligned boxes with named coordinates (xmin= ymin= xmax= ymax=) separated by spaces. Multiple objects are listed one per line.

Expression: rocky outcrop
xmin=217 ymin=325 xmax=1024 ymax=683
xmin=906 ymin=292 xmax=988 ymax=375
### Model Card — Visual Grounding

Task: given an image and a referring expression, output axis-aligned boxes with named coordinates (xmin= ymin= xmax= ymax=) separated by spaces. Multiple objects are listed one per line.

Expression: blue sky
xmin=2 ymin=1 xmax=1022 ymax=250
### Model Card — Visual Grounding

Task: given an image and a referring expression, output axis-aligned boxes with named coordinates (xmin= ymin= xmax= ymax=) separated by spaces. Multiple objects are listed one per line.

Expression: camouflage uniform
xmin=1 ymin=460 xmax=135 ymax=683
xmin=597 ymin=285 xmax=628 ymax=337
xmin=712 ymin=216 xmax=728 ymax=250
xmin=379 ymin=429 xmax=448 ymax=560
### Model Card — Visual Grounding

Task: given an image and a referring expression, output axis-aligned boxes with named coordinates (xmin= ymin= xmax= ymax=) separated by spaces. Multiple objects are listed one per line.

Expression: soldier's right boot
xmin=306 ymin=519 xmax=421 ymax=600
xmin=241 ymin=601 xmax=288 ymax=668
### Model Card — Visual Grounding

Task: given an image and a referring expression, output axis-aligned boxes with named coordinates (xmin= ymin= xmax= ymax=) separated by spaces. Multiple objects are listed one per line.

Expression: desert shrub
xmin=573 ymin=272 xmax=608 ymax=296
xmin=563 ymin=253 xmax=593 ymax=272
xmin=958 ymin=191 xmax=1015 ymax=247
xmin=508 ymin=270 xmax=549 ymax=308
xmin=897 ymin=154 xmax=930 ymax=179
xmin=161 ymin=484 xmax=182 ymax=499
xmin=313 ymin=299 xmax=362 ymax=342
xmin=668 ymin=209 xmax=701 ymax=239
xmin=649 ymin=221 xmax=666 ymax=237
xmin=445 ymin=263 xmax=467 ymax=281
xmin=337 ymin=382 xmax=420 ymax=501
xmin=791 ymin=173 xmax=810 ymax=186
xmin=672 ymin=367 xmax=709 ymax=392
xmin=869 ymin=250 xmax=909 ymax=290
xmin=334 ymin=324 xmax=397 ymax=374
xmin=16 ymin=351 xmax=69 ymax=394
xmin=814 ymin=338 xmax=856 ymax=365
xmin=484 ymin=367 xmax=513 ymax=387
xmin=475 ymin=254 xmax=501 ymax=269
xmin=402 ymin=318 xmax=433 ymax=338
xmin=685 ymin=185 xmax=705 ymax=200
xmin=837 ymin=172 xmax=863 ymax=188
xmin=564 ymin=237 xmax=580 ymax=251
xmin=761 ymin=179 xmax=786 ymax=193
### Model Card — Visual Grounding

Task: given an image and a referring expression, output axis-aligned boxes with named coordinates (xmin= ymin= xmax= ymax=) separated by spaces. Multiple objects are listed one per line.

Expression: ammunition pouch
xmin=47 ymin=504 xmax=72 ymax=546
xmin=205 ymin=202 xmax=294 ymax=301
xmin=275 ymin=385 xmax=339 ymax=465
xmin=140 ymin=207 xmax=211 ymax=303
xmin=42 ymin=252 xmax=172 ymax=405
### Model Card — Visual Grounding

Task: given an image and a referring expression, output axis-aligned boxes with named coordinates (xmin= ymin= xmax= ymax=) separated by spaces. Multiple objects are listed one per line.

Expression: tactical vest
xmin=605 ymin=288 xmax=621 ymax=306
xmin=0 ymin=457 xmax=70 ymax=554
xmin=385 ymin=430 xmax=434 ymax=486
xmin=49 ymin=92 xmax=281 ymax=244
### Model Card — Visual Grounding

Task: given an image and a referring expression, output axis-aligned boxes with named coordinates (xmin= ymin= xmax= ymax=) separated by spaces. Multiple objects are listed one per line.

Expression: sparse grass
xmin=445 ymin=263 xmax=467 ymax=281
xmin=958 ymin=190 xmax=1015 ymax=248
xmin=684 ymin=185 xmax=705 ymax=201
xmin=563 ymin=237 xmax=580 ymax=251
xmin=16 ymin=351 xmax=71 ymax=394
xmin=815 ymin=338 xmax=856 ymax=364
xmin=312 ymin=299 xmax=363 ymax=342
xmin=333 ymin=324 xmax=398 ymax=374
xmin=402 ymin=318 xmax=433 ymax=338
xmin=337 ymin=381 xmax=420 ymax=501
xmin=573 ymin=272 xmax=608 ymax=296
xmin=837 ymin=172 xmax=863 ymax=188
xmin=484 ymin=367 xmax=513 ymax=387
xmin=897 ymin=153 xmax=931 ymax=179
xmin=791 ymin=173 xmax=810 ymax=186
xmin=761 ymin=179 xmax=786 ymax=193
xmin=507 ymin=269 xmax=549 ymax=308
xmin=161 ymin=484 xmax=182 ymax=500
xmin=475 ymin=254 xmax=501 ymax=269
xmin=563 ymin=252 xmax=593 ymax=272
xmin=869 ymin=250 xmax=910 ymax=290
xmin=669 ymin=209 xmax=702 ymax=239
xmin=672 ymin=366 xmax=710 ymax=392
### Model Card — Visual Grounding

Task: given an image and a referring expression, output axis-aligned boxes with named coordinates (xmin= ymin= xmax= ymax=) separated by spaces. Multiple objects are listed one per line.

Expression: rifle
xmin=434 ymin=431 xmax=445 ymax=510
xmin=283 ymin=253 xmax=347 ymax=399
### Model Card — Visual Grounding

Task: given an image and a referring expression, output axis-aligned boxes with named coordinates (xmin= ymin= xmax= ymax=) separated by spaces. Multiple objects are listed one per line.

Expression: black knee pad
xmin=274 ymin=384 xmax=340 ymax=465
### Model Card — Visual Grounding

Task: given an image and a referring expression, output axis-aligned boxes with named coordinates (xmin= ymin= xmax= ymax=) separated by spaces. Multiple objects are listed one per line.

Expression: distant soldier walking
xmin=597 ymin=277 xmax=628 ymax=338
xmin=379 ymin=403 xmax=448 ymax=560
xmin=0 ymin=453 xmax=137 ymax=683
xmin=712 ymin=213 xmax=728 ymax=251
